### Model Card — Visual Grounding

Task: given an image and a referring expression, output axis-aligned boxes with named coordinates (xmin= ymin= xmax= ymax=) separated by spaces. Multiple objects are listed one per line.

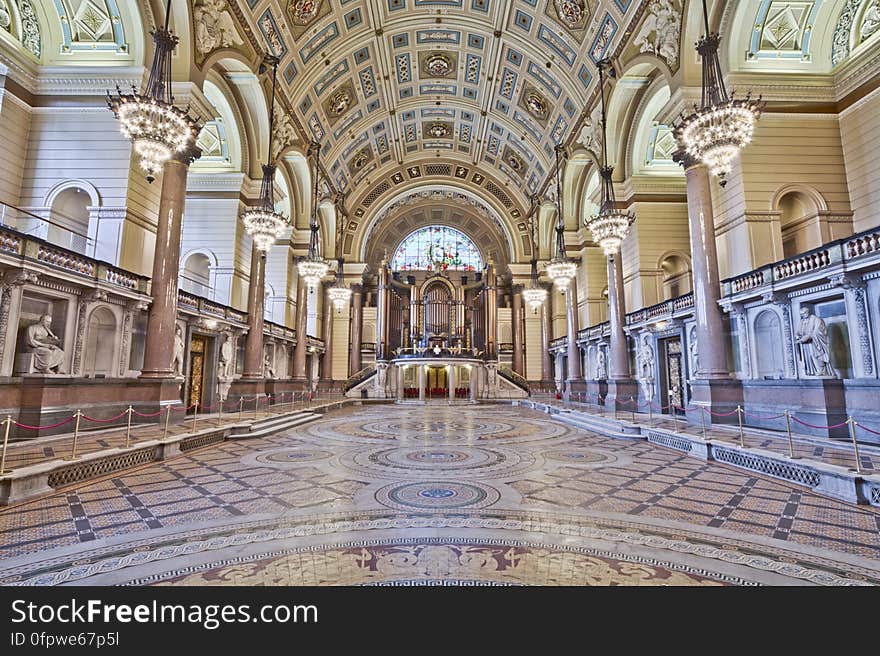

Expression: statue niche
xmin=23 ymin=314 xmax=66 ymax=374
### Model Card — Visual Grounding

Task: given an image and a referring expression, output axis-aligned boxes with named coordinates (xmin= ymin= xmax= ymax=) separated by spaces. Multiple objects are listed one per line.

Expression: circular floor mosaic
xmin=544 ymin=448 xmax=618 ymax=465
xmin=255 ymin=449 xmax=333 ymax=464
xmin=375 ymin=481 xmax=501 ymax=511
xmin=340 ymin=445 xmax=534 ymax=480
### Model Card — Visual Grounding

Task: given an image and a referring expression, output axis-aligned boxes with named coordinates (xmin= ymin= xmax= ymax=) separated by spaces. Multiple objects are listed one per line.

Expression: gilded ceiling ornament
xmin=862 ymin=0 xmax=880 ymax=41
xmin=553 ymin=0 xmax=586 ymax=27
xmin=0 ymin=1 xmax=10 ymax=31
xmin=328 ymin=89 xmax=351 ymax=116
xmin=425 ymin=53 xmax=453 ymax=77
xmin=289 ymin=0 xmax=321 ymax=25
xmin=428 ymin=123 xmax=450 ymax=139
xmin=525 ymin=92 xmax=548 ymax=119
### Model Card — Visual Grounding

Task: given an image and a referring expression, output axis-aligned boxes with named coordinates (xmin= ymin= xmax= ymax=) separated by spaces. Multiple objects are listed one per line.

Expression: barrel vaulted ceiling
xmin=234 ymin=0 xmax=644 ymax=227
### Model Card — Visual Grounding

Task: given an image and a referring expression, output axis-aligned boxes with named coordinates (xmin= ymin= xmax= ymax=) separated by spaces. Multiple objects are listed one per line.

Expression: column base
xmin=740 ymin=378 xmax=847 ymax=438
xmin=687 ymin=378 xmax=744 ymax=428
xmin=587 ymin=379 xmax=608 ymax=405
xmin=603 ymin=379 xmax=639 ymax=413
xmin=564 ymin=379 xmax=586 ymax=402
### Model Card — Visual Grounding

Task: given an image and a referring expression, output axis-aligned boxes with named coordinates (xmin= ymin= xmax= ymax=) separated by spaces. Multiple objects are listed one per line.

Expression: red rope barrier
xmin=790 ymin=416 xmax=848 ymax=430
xmin=856 ymin=423 xmax=880 ymax=437
xmin=704 ymin=408 xmax=740 ymax=417
xmin=12 ymin=415 xmax=76 ymax=431
xmin=745 ymin=410 xmax=787 ymax=420
xmin=81 ymin=411 xmax=128 ymax=423
xmin=131 ymin=408 xmax=163 ymax=418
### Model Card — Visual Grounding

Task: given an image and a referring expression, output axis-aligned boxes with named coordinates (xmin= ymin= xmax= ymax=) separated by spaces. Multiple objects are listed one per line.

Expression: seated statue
xmin=26 ymin=314 xmax=66 ymax=374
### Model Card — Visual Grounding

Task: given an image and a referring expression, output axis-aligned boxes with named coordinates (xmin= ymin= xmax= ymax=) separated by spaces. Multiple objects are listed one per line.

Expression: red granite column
xmin=607 ymin=254 xmax=630 ymax=379
xmin=348 ymin=284 xmax=363 ymax=376
xmin=485 ymin=261 xmax=497 ymax=359
xmin=292 ymin=276 xmax=308 ymax=380
xmin=242 ymin=245 xmax=265 ymax=379
xmin=140 ymin=146 xmax=199 ymax=379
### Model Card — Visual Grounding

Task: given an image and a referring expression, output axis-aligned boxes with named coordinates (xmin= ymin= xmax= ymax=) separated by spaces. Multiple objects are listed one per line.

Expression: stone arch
xmin=753 ymin=308 xmax=785 ymax=378
xmin=180 ymin=249 xmax=217 ymax=298
xmin=772 ymin=184 xmax=829 ymax=258
xmin=83 ymin=304 xmax=118 ymax=377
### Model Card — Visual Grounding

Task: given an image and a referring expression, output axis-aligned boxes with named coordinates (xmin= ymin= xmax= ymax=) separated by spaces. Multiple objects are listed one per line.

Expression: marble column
xmin=512 ymin=287 xmax=524 ymax=376
xmin=684 ymin=162 xmax=728 ymax=379
xmin=242 ymin=246 xmax=266 ymax=379
xmin=541 ymin=290 xmax=552 ymax=383
xmin=565 ymin=275 xmax=582 ymax=381
xmin=470 ymin=365 xmax=479 ymax=400
xmin=292 ymin=275 xmax=308 ymax=381
xmin=376 ymin=264 xmax=388 ymax=360
xmin=348 ymin=284 xmax=363 ymax=376
xmin=607 ymin=255 xmax=630 ymax=380
xmin=418 ymin=364 xmax=426 ymax=401
xmin=140 ymin=147 xmax=199 ymax=379
xmin=448 ymin=364 xmax=456 ymax=400
xmin=397 ymin=365 xmax=404 ymax=400
xmin=321 ymin=283 xmax=334 ymax=381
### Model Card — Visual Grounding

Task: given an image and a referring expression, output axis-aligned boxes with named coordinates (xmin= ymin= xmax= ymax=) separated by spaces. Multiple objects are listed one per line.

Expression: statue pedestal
xmin=687 ymin=378 xmax=744 ymax=428
xmin=603 ymin=379 xmax=639 ymax=413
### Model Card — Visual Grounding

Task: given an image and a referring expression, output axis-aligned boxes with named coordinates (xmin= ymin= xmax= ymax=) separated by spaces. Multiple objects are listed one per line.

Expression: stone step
xmin=234 ymin=413 xmax=321 ymax=440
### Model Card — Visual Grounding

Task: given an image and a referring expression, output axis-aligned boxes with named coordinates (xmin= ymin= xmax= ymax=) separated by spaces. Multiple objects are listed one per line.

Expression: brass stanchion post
xmin=218 ymin=398 xmax=223 ymax=427
xmin=631 ymin=397 xmax=636 ymax=423
xmin=69 ymin=410 xmax=82 ymax=460
xmin=191 ymin=401 xmax=199 ymax=434
xmin=784 ymin=410 xmax=796 ymax=459
xmin=254 ymin=394 xmax=259 ymax=419
xmin=125 ymin=405 xmax=133 ymax=448
xmin=239 ymin=397 xmax=244 ymax=422
xmin=0 ymin=415 xmax=11 ymax=474
xmin=700 ymin=406 xmax=707 ymax=441
xmin=847 ymin=416 xmax=863 ymax=474
xmin=737 ymin=405 xmax=745 ymax=447
xmin=162 ymin=405 xmax=171 ymax=441
xmin=648 ymin=401 xmax=654 ymax=426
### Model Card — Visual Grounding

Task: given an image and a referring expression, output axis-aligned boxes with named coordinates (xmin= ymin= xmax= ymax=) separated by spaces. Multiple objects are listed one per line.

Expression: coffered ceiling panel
xmin=236 ymin=0 xmax=637 ymax=209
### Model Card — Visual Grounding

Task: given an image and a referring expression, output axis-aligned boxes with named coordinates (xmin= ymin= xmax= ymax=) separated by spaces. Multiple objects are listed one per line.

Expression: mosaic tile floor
xmin=0 ymin=404 xmax=878 ymax=586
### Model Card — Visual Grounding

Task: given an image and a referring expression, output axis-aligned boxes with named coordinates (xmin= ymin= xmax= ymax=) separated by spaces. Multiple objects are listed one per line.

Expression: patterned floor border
xmin=1 ymin=509 xmax=876 ymax=587
xmin=127 ymin=536 xmax=757 ymax=587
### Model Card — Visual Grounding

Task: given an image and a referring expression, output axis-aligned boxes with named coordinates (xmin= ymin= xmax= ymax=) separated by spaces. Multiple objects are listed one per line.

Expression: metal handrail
xmin=0 ymin=201 xmax=93 ymax=244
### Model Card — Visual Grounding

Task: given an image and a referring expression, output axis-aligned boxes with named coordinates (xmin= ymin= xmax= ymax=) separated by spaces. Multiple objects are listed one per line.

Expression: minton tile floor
xmin=0 ymin=404 xmax=878 ymax=586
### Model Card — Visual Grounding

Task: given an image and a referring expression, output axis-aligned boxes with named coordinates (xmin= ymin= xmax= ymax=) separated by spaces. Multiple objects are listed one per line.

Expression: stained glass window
xmin=391 ymin=226 xmax=483 ymax=272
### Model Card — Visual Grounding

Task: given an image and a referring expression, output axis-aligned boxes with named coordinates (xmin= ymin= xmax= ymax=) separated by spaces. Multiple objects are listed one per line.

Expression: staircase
xmin=498 ymin=366 xmax=530 ymax=394
xmin=230 ymin=410 xmax=322 ymax=440
xmin=344 ymin=365 xmax=376 ymax=395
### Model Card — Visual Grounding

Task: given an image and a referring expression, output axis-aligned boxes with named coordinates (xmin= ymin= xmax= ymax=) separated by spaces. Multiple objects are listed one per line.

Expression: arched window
xmin=391 ymin=226 xmax=483 ymax=272
xmin=49 ymin=187 xmax=91 ymax=254
xmin=181 ymin=253 xmax=212 ymax=298
xmin=659 ymin=254 xmax=692 ymax=300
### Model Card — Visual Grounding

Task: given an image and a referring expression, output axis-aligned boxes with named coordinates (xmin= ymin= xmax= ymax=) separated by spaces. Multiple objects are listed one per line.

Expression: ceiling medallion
xmin=289 ymin=0 xmax=321 ymax=25
xmin=428 ymin=123 xmax=449 ymax=138
xmin=425 ymin=53 xmax=453 ymax=77
xmin=507 ymin=154 xmax=523 ymax=171
xmin=328 ymin=89 xmax=351 ymax=116
xmin=554 ymin=0 xmax=586 ymax=28
xmin=525 ymin=92 xmax=548 ymax=119
xmin=351 ymin=150 xmax=370 ymax=170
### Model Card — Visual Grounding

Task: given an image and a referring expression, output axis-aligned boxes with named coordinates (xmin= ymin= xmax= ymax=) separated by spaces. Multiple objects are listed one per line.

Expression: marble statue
xmin=639 ymin=341 xmax=656 ymax=402
xmin=596 ymin=349 xmax=607 ymax=380
xmin=218 ymin=332 xmax=233 ymax=380
xmin=634 ymin=0 xmax=681 ymax=66
xmin=264 ymin=352 xmax=276 ymax=379
xmin=171 ymin=324 xmax=185 ymax=377
xmin=861 ymin=1 xmax=880 ymax=41
xmin=193 ymin=0 xmax=243 ymax=56
xmin=689 ymin=327 xmax=699 ymax=374
xmin=25 ymin=315 xmax=65 ymax=374
xmin=375 ymin=361 xmax=389 ymax=396
xmin=796 ymin=306 xmax=835 ymax=377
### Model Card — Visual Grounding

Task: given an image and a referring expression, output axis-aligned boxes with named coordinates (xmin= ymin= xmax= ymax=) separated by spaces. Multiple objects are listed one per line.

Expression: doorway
xmin=426 ymin=366 xmax=448 ymax=398
xmin=187 ymin=335 xmax=208 ymax=412
xmin=659 ymin=336 xmax=686 ymax=415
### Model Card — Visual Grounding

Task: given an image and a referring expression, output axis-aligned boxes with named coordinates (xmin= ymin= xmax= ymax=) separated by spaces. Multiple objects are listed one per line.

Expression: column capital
xmin=672 ymin=148 xmax=701 ymax=171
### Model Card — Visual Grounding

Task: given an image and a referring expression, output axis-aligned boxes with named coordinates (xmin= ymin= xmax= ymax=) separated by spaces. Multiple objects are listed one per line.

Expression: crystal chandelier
xmin=546 ymin=144 xmax=578 ymax=290
xmin=107 ymin=0 xmax=199 ymax=182
xmin=327 ymin=259 xmax=352 ymax=312
xmin=297 ymin=142 xmax=329 ymax=291
xmin=241 ymin=56 xmax=288 ymax=252
xmin=586 ymin=60 xmax=635 ymax=257
xmin=523 ymin=198 xmax=547 ymax=313
xmin=673 ymin=0 xmax=763 ymax=186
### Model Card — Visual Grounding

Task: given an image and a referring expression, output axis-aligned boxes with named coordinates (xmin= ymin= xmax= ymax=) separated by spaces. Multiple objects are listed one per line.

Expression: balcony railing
xmin=0 ymin=222 xmax=149 ymax=294
xmin=626 ymin=293 xmax=694 ymax=326
xmin=723 ymin=226 xmax=880 ymax=297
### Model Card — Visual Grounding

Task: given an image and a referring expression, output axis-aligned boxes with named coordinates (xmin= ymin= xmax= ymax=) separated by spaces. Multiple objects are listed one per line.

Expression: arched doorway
xmin=49 ymin=187 xmax=91 ymax=254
